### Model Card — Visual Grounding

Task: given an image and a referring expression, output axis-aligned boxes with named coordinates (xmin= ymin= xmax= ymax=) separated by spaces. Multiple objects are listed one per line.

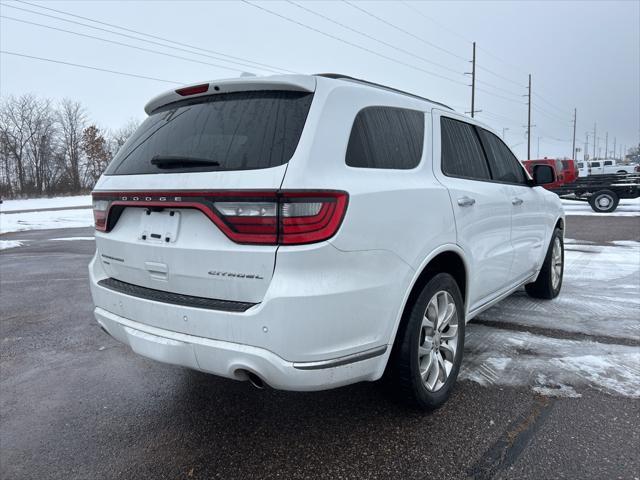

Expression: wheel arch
xmin=384 ymin=245 xmax=469 ymax=369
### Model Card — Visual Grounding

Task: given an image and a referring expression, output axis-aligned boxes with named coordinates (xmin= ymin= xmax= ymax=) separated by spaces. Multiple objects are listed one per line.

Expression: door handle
xmin=457 ymin=196 xmax=476 ymax=207
xmin=512 ymin=197 xmax=524 ymax=206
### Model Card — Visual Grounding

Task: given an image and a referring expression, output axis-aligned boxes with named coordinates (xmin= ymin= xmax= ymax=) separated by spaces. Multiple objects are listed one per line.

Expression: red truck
xmin=522 ymin=158 xmax=578 ymax=189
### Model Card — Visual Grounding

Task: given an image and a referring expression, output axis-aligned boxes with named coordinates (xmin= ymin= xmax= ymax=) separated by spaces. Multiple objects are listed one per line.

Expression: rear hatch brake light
xmin=92 ymin=191 xmax=348 ymax=245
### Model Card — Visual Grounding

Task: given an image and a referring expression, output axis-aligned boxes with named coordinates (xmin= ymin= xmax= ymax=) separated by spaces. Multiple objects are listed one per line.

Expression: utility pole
xmin=593 ymin=123 xmax=597 ymax=159
xmin=537 ymin=136 xmax=541 ymax=158
xmin=502 ymin=127 xmax=509 ymax=140
xmin=571 ymin=108 xmax=577 ymax=159
xmin=527 ymin=74 xmax=532 ymax=160
xmin=464 ymin=42 xmax=477 ymax=118
xmin=605 ymin=132 xmax=608 ymax=159
xmin=471 ymin=42 xmax=476 ymax=118
xmin=613 ymin=137 xmax=617 ymax=160
xmin=584 ymin=132 xmax=589 ymax=161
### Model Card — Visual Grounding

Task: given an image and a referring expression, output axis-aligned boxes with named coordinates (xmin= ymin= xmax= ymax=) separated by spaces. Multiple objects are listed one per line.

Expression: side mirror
xmin=533 ymin=164 xmax=555 ymax=185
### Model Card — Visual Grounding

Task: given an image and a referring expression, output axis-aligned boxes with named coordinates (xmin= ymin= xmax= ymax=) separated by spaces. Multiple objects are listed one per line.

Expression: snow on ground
xmin=0 ymin=195 xmax=91 ymax=213
xmin=561 ymin=197 xmax=640 ymax=216
xmin=50 ymin=236 xmax=95 ymax=241
xmin=466 ymin=238 xmax=640 ymax=398
xmin=0 ymin=240 xmax=24 ymax=250
xmin=477 ymin=240 xmax=640 ymax=341
xmin=0 ymin=209 xmax=94 ymax=234
xmin=461 ymin=326 xmax=640 ymax=398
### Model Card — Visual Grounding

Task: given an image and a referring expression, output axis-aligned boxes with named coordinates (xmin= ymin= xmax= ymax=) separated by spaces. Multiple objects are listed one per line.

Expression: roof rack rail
xmin=315 ymin=73 xmax=453 ymax=111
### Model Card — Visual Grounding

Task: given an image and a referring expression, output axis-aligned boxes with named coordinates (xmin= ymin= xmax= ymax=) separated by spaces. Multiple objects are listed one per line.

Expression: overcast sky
xmin=1 ymin=0 xmax=638 ymax=160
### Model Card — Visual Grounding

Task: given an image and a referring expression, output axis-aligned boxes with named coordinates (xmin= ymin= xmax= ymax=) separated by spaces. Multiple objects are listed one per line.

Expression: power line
xmin=476 ymin=87 xmax=524 ymax=105
xmin=343 ymin=0 xmax=468 ymax=62
xmin=0 ymin=15 xmax=247 ymax=74
xmin=532 ymin=105 xmax=570 ymax=125
xmin=286 ymin=0 xmax=464 ymax=77
xmin=476 ymin=65 xmax=524 ymax=88
xmin=241 ymin=0 xmax=468 ymax=86
xmin=4 ymin=1 xmax=291 ymax=74
xmin=475 ymin=79 xmax=524 ymax=101
xmin=400 ymin=1 xmax=472 ymax=45
xmin=477 ymin=110 xmax=525 ymax=128
xmin=400 ymin=1 xmax=577 ymax=115
xmin=0 ymin=50 xmax=184 ymax=84
xmin=532 ymin=92 xmax=573 ymax=116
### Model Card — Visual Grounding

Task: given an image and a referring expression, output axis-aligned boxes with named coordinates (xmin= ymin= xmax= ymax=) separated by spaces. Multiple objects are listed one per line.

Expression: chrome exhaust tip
xmin=245 ymin=371 xmax=265 ymax=390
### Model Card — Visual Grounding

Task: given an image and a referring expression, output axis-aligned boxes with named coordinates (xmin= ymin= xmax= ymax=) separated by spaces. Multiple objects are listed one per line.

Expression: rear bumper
xmin=89 ymin=242 xmax=414 ymax=390
xmin=95 ymin=306 xmax=386 ymax=391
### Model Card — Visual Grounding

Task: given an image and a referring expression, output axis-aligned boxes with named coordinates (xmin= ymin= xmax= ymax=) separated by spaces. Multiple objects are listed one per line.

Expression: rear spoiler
xmin=144 ymin=75 xmax=316 ymax=114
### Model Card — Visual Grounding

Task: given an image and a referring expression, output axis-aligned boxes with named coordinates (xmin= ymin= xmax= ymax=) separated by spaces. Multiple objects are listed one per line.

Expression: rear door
xmin=434 ymin=113 xmax=513 ymax=310
xmin=93 ymin=89 xmax=314 ymax=304
xmin=476 ymin=128 xmax=548 ymax=284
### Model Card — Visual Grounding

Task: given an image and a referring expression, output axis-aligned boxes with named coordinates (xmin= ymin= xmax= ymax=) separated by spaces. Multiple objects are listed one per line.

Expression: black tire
xmin=388 ymin=273 xmax=465 ymax=410
xmin=525 ymin=228 xmax=564 ymax=299
xmin=588 ymin=189 xmax=619 ymax=213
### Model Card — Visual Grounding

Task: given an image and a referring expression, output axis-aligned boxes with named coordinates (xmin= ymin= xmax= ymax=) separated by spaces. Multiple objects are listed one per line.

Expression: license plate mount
xmin=139 ymin=209 xmax=180 ymax=244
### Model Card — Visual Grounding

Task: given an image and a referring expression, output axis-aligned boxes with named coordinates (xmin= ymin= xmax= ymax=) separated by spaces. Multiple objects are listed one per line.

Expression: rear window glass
xmin=105 ymin=91 xmax=313 ymax=175
xmin=346 ymin=107 xmax=424 ymax=169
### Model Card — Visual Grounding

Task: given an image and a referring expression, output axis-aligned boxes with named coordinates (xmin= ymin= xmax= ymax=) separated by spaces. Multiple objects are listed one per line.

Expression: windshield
xmin=105 ymin=90 xmax=314 ymax=175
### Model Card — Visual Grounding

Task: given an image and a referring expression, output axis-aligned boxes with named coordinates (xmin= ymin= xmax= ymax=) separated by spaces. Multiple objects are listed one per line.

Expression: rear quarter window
xmin=345 ymin=106 xmax=424 ymax=169
xmin=105 ymin=91 xmax=313 ymax=175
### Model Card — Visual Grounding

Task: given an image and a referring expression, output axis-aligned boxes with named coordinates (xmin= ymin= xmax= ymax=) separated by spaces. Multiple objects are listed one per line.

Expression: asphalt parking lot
xmin=1 ymin=215 xmax=639 ymax=480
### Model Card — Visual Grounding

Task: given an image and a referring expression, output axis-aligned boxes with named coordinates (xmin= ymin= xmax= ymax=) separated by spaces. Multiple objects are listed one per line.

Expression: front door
xmin=475 ymin=128 xmax=548 ymax=282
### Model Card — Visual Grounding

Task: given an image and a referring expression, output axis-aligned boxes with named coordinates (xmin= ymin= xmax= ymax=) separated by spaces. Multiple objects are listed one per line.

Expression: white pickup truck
xmin=589 ymin=159 xmax=639 ymax=175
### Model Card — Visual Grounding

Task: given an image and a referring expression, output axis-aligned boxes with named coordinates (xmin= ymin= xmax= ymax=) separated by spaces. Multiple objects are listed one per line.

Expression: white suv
xmin=89 ymin=74 xmax=564 ymax=409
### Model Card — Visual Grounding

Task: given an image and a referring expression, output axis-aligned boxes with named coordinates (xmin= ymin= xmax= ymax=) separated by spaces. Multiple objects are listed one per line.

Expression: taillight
xmin=91 ymin=191 xmax=348 ymax=245
xmin=212 ymin=191 xmax=348 ymax=245
xmin=92 ymin=198 xmax=110 ymax=231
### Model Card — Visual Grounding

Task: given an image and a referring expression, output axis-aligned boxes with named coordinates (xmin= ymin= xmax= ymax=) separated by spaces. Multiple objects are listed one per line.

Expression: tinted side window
xmin=592 ymin=162 xmax=600 ymax=167
xmin=346 ymin=107 xmax=424 ymax=169
xmin=477 ymin=128 xmax=527 ymax=184
xmin=440 ymin=117 xmax=490 ymax=180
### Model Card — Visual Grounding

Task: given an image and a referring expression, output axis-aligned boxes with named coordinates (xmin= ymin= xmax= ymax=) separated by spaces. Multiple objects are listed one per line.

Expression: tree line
xmin=0 ymin=94 xmax=139 ymax=199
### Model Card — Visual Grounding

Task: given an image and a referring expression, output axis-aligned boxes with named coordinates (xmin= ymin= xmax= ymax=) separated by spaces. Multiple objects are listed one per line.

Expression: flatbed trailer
xmin=549 ymin=173 xmax=640 ymax=213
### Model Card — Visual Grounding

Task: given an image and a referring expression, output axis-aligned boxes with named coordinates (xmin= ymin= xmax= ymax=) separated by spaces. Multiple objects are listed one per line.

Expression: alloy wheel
xmin=551 ymin=236 xmax=563 ymax=289
xmin=418 ymin=290 xmax=459 ymax=392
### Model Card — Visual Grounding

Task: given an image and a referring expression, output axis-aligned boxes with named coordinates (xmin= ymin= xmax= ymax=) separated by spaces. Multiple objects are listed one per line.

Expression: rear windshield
xmin=105 ymin=90 xmax=313 ymax=175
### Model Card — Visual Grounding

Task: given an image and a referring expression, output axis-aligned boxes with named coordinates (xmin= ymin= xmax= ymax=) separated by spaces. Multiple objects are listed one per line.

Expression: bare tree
xmin=0 ymin=95 xmax=138 ymax=198
xmin=0 ymin=94 xmax=37 ymax=194
xmin=25 ymin=98 xmax=57 ymax=194
xmin=58 ymin=99 xmax=87 ymax=191
xmin=0 ymin=95 xmax=61 ymax=196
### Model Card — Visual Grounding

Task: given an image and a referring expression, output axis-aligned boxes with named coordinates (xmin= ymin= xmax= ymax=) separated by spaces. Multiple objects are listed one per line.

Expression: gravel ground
xmin=1 ymin=216 xmax=638 ymax=480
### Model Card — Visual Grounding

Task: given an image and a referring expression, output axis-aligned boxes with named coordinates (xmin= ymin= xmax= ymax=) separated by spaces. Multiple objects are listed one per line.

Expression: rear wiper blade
xmin=150 ymin=155 xmax=220 ymax=169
